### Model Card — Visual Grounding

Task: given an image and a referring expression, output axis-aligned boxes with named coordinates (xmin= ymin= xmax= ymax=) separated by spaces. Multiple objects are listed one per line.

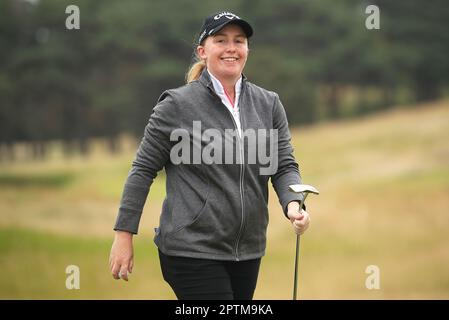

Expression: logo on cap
xmin=214 ymin=12 xmax=239 ymax=20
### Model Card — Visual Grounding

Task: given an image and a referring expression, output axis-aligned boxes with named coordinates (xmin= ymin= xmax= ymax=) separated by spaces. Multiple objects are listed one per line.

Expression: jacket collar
xmin=199 ymin=67 xmax=247 ymax=94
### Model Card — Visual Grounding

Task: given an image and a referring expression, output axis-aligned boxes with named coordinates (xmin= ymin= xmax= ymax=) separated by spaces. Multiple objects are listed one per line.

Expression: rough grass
xmin=0 ymin=227 xmax=175 ymax=299
xmin=0 ymin=99 xmax=448 ymax=299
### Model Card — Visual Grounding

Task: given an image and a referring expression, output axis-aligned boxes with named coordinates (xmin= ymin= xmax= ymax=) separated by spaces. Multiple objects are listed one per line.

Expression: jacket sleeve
xmin=270 ymin=93 xmax=305 ymax=218
xmin=113 ymin=91 xmax=178 ymax=234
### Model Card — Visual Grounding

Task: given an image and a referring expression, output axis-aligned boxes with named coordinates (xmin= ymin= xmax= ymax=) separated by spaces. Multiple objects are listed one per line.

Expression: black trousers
xmin=158 ymin=249 xmax=261 ymax=300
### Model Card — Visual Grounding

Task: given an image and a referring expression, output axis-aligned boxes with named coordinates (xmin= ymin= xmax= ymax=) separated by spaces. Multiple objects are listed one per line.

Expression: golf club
xmin=288 ymin=184 xmax=319 ymax=300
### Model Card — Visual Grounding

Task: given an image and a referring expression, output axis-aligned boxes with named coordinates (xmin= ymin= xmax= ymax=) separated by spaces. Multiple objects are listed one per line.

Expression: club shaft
xmin=293 ymin=234 xmax=300 ymax=300
xmin=293 ymin=192 xmax=308 ymax=300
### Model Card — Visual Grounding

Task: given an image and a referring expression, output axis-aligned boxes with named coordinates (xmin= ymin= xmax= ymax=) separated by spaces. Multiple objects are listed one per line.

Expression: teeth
xmin=222 ymin=58 xmax=237 ymax=61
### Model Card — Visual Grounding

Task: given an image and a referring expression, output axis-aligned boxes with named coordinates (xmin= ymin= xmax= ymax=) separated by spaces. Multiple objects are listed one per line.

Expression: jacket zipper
xmin=210 ymin=85 xmax=245 ymax=261
xmin=233 ymin=87 xmax=245 ymax=261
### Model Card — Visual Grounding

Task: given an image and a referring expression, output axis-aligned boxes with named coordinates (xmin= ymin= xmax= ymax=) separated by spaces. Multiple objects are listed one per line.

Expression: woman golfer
xmin=109 ymin=11 xmax=311 ymax=300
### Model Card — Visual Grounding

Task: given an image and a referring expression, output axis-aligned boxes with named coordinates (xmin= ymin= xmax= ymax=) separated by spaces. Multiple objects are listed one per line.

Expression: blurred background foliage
xmin=1 ymin=0 xmax=448 ymax=160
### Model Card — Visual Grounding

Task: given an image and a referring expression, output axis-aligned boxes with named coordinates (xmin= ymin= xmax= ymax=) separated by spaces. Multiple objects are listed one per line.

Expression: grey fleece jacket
xmin=114 ymin=69 xmax=304 ymax=261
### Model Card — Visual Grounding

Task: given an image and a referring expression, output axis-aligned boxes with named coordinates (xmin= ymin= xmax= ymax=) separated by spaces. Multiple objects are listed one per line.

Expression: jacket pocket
xmin=167 ymin=167 xmax=210 ymax=237
xmin=169 ymin=188 xmax=210 ymax=236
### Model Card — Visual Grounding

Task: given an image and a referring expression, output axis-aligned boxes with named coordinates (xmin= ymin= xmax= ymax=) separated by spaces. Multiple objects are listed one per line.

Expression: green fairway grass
xmin=1 ymin=99 xmax=448 ymax=299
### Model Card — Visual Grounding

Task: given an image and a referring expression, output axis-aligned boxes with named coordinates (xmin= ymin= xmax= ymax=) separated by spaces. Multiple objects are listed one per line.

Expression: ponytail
xmin=186 ymin=59 xmax=206 ymax=84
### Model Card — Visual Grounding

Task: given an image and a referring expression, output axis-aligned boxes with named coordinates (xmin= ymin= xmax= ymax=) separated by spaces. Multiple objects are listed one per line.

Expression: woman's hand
xmin=109 ymin=231 xmax=134 ymax=281
xmin=287 ymin=201 xmax=311 ymax=235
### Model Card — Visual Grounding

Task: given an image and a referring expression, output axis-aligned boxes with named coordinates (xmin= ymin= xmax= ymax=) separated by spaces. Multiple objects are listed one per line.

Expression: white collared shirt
xmin=208 ymin=70 xmax=242 ymax=136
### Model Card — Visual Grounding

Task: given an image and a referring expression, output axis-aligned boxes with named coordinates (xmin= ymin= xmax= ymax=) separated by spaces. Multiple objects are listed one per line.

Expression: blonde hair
xmin=186 ymin=58 xmax=206 ymax=84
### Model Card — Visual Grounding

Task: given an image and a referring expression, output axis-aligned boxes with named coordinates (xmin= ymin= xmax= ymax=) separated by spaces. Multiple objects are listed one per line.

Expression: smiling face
xmin=197 ymin=23 xmax=249 ymax=83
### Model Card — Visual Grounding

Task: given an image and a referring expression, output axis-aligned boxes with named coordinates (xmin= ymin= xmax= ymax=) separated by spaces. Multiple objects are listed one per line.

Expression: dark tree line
xmin=0 ymin=0 xmax=448 ymax=161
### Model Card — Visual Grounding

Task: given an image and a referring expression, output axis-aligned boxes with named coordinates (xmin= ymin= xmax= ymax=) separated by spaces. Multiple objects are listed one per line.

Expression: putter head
xmin=288 ymin=184 xmax=320 ymax=195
